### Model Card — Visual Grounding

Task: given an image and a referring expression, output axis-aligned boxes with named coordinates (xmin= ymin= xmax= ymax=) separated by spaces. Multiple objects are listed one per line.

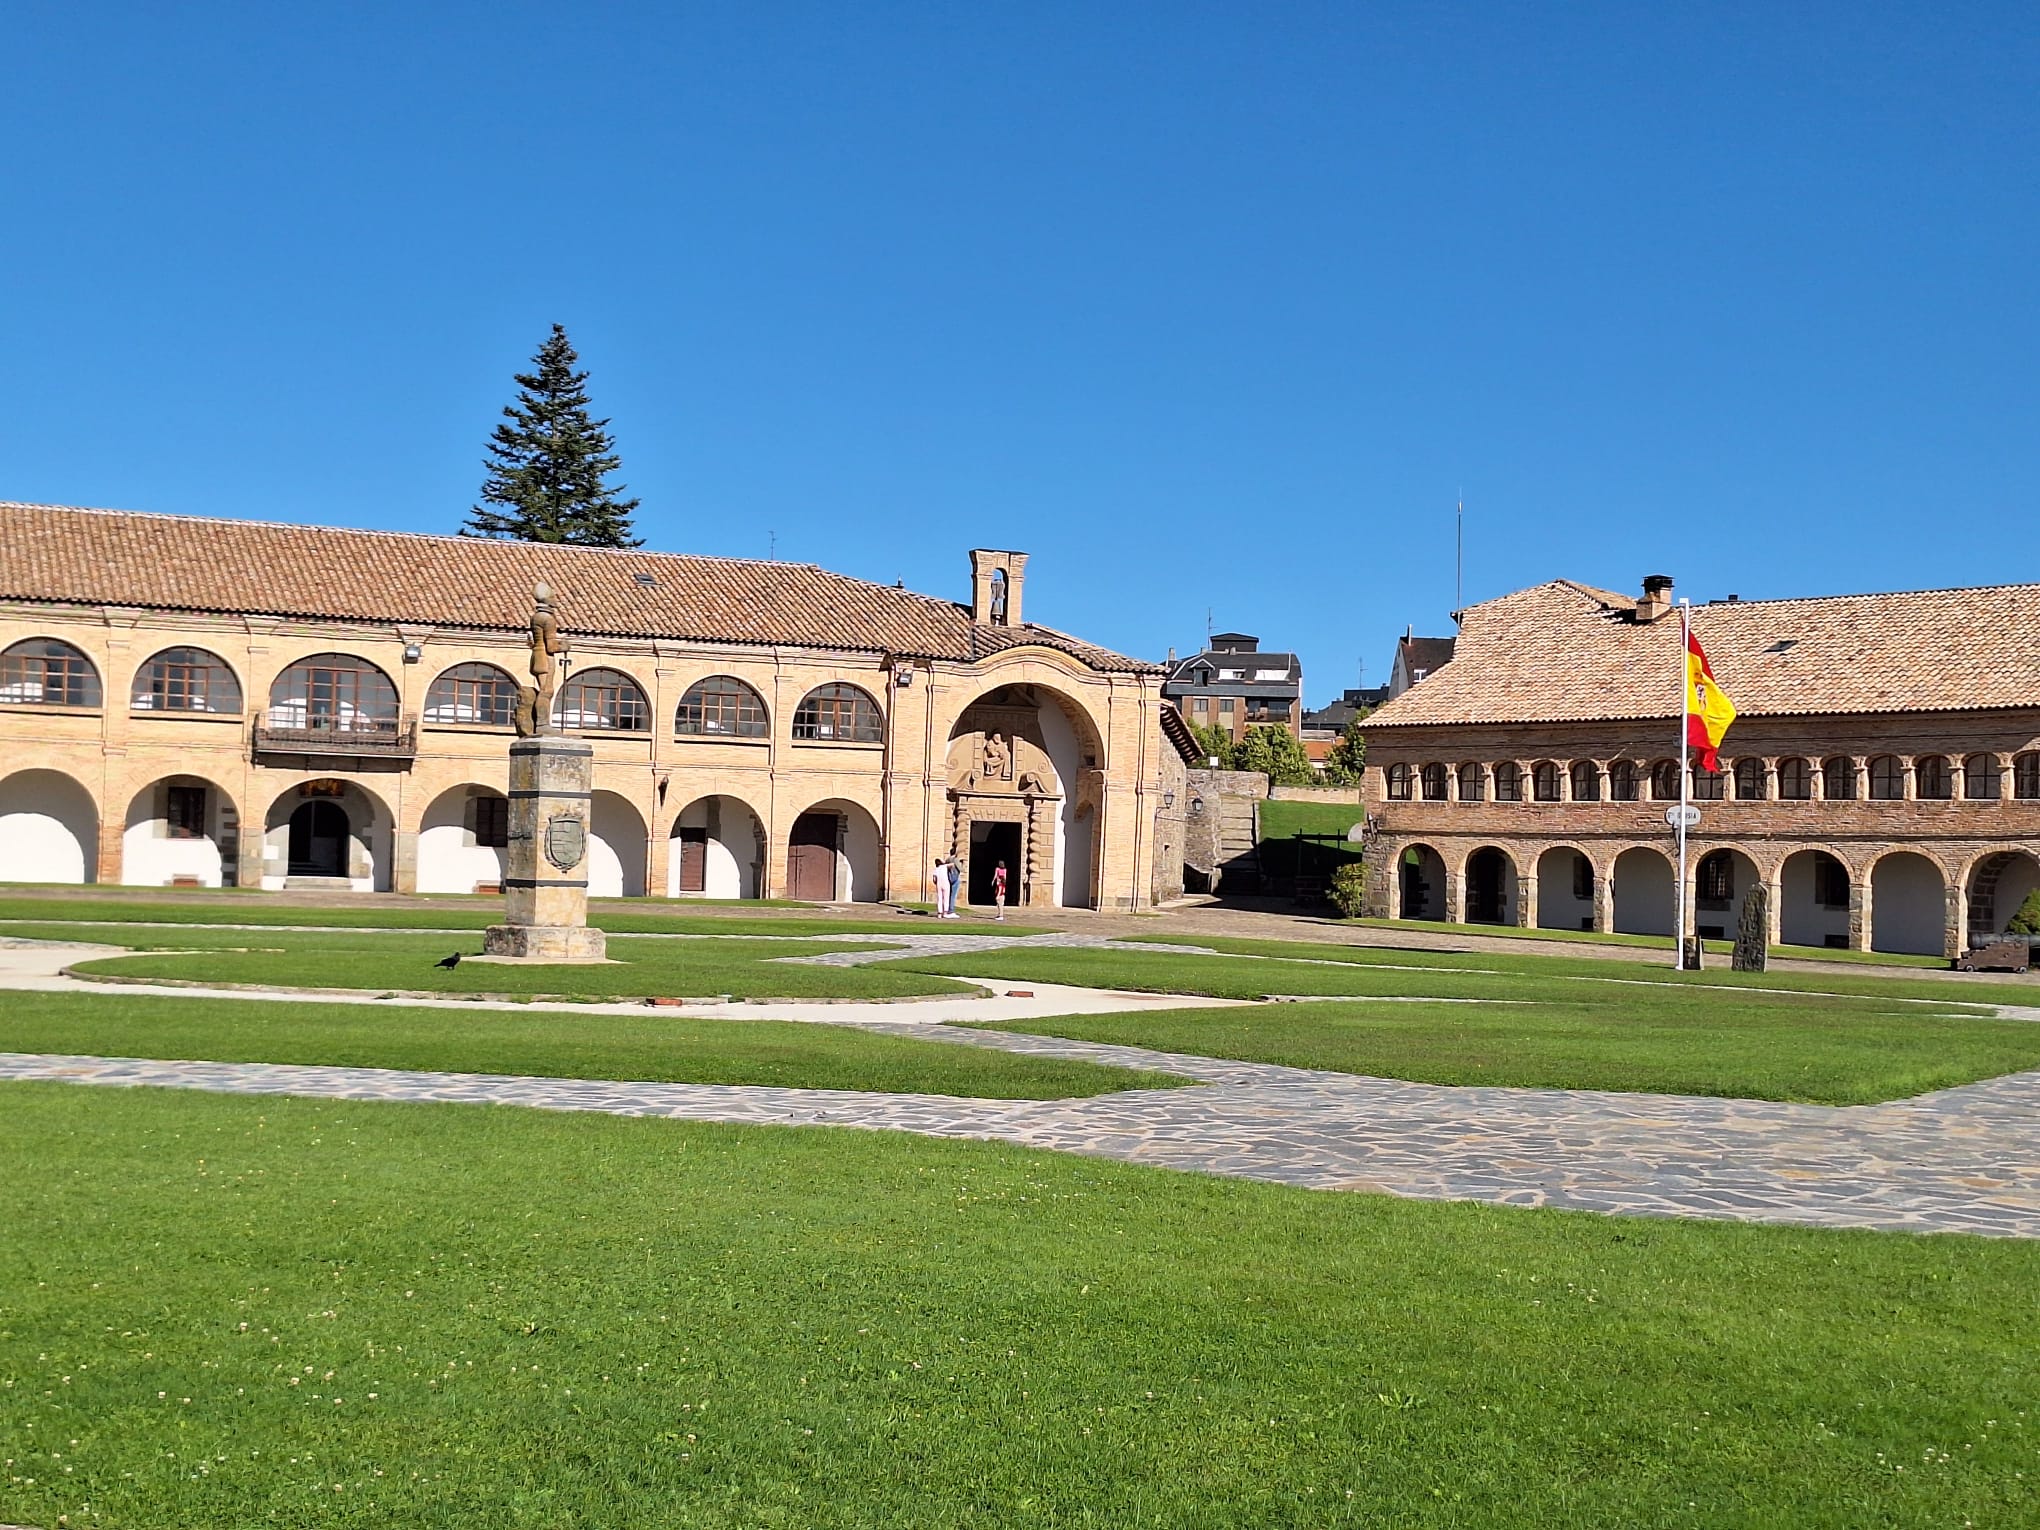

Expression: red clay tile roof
xmin=0 ymin=502 xmax=1158 ymax=674
xmin=1365 ymin=578 xmax=2040 ymax=728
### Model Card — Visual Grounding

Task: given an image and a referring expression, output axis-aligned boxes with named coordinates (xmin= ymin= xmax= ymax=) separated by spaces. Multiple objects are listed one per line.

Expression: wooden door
xmin=677 ymin=827 xmax=708 ymax=894
xmin=787 ymin=812 xmax=838 ymax=902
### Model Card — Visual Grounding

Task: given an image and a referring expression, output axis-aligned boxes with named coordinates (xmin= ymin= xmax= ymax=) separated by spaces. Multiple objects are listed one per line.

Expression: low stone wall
xmin=1269 ymin=785 xmax=1364 ymax=803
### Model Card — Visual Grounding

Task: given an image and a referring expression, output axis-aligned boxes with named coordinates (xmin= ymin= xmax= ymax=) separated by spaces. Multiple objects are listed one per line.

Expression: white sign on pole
xmin=1665 ymin=805 xmax=1701 ymax=829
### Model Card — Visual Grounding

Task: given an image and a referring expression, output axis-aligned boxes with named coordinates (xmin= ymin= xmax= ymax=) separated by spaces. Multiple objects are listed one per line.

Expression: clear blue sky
xmin=4 ymin=3 xmax=2034 ymax=701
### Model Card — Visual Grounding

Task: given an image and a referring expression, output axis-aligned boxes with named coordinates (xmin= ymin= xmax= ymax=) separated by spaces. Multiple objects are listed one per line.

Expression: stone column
xmin=392 ymin=827 xmax=419 ymax=895
xmin=484 ymin=737 xmax=606 ymax=960
xmin=1589 ymin=862 xmax=1610 ymax=934
xmin=1442 ymin=867 xmax=1462 ymax=925
xmin=1516 ymin=865 xmax=1536 ymax=928
xmin=1849 ymin=875 xmax=1871 ymax=952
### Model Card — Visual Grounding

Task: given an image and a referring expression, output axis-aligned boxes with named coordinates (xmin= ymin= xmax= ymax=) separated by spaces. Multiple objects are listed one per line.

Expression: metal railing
xmin=253 ymin=713 xmax=418 ymax=758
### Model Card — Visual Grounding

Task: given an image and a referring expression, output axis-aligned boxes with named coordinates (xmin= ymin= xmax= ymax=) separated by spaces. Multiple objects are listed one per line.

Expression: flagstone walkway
xmin=4 ymin=1032 xmax=2035 ymax=1238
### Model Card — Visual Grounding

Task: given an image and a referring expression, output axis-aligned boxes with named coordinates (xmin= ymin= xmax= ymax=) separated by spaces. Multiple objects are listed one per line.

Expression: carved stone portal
xmin=947 ymin=696 xmax=1071 ymax=908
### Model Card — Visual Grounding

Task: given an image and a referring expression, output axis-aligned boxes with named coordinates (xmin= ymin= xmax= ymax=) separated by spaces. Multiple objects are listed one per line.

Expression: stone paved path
xmin=5 ymin=1035 xmax=2035 ymax=1238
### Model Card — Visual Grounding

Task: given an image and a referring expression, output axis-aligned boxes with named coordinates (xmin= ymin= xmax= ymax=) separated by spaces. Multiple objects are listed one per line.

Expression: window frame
xmin=1609 ymin=760 xmax=1638 ymax=802
xmin=1385 ymin=762 xmax=1414 ymax=801
xmin=1650 ymin=760 xmax=1681 ymax=801
xmin=1963 ymin=753 xmax=2002 ymax=801
xmin=165 ymin=783 xmax=208 ymax=840
xmin=676 ymin=675 xmax=769 ymax=739
xmin=1691 ymin=765 xmax=1725 ymax=801
xmin=555 ymin=667 xmax=652 ymax=733
xmin=791 ymin=682 xmax=883 ymax=744
xmin=1457 ymin=762 xmax=1486 ymax=802
xmin=1492 ymin=762 xmax=1522 ymax=802
xmin=1823 ymin=756 xmax=1859 ymax=801
xmin=2015 ymin=752 xmax=2040 ymax=800
xmin=132 ymin=646 xmax=242 ymax=715
xmin=1777 ymin=757 xmax=1812 ymax=801
xmin=472 ymin=794 xmax=510 ymax=849
xmin=1868 ymin=755 xmax=1904 ymax=801
xmin=1419 ymin=763 xmax=1448 ymax=801
xmin=0 ymin=637 xmax=103 ymax=709
xmin=1531 ymin=762 xmax=1561 ymax=802
xmin=1732 ymin=758 xmax=1767 ymax=800
xmin=424 ymin=662 xmax=520 ymax=728
xmin=1914 ymin=754 xmax=1953 ymax=801
xmin=1569 ymin=761 xmax=1601 ymax=802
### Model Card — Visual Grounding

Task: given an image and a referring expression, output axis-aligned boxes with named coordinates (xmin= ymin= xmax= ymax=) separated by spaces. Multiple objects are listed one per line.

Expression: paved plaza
xmin=2 ymin=926 xmax=2037 ymax=1239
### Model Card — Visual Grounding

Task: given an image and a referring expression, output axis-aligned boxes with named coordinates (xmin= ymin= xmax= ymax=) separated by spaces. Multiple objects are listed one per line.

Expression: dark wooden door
xmin=287 ymin=801 xmax=349 ymax=877
xmin=968 ymin=823 xmax=1021 ymax=905
xmin=677 ymin=827 xmax=708 ymax=894
xmin=787 ymin=812 xmax=838 ymax=901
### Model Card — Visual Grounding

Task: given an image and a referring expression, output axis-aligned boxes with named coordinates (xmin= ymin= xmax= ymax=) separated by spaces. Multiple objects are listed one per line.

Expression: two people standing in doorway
xmin=932 ymin=854 xmax=1010 ymax=919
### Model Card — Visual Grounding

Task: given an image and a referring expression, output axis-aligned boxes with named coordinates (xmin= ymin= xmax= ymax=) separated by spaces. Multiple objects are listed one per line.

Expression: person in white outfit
xmin=931 ymin=858 xmax=950 ymax=917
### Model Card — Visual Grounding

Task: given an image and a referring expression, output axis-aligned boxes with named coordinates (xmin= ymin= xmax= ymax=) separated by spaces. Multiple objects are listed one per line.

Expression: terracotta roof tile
xmin=0 ymin=502 xmax=1158 ymax=674
xmin=1365 ymin=578 xmax=2040 ymax=728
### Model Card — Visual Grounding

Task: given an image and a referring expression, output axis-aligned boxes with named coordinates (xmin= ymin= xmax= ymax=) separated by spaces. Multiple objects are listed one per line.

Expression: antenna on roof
xmin=1206 ymin=607 xmax=1213 ymax=642
xmin=1455 ymin=492 xmax=1464 ymax=616
xmin=768 ymin=530 xmax=776 ymax=560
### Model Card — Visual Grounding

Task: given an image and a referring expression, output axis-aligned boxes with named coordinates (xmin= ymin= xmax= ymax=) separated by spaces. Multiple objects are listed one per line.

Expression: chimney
xmin=1637 ymin=573 xmax=1674 ymax=624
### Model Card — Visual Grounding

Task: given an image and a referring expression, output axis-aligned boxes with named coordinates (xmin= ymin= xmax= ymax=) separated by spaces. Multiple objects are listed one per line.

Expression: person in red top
xmin=991 ymin=860 xmax=1008 ymax=921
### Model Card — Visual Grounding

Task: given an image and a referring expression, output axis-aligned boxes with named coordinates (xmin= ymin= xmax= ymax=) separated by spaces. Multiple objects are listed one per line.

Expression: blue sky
xmin=3 ymin=3 xmax=2034 ymax=701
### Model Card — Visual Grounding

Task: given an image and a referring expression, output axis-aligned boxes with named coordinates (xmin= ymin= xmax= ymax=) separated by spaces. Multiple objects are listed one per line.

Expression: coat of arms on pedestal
xmin=544 ymin=813 xmax=588 ymax=873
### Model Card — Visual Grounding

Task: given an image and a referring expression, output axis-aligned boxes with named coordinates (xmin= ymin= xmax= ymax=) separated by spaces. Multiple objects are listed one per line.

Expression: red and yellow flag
xmin=1686 ymin=630 xmax=1737 ymax=772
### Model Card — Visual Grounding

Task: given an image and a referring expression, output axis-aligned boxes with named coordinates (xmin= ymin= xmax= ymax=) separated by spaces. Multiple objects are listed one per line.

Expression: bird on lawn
xmin=435 ymin=952 xmax=463 ymax=970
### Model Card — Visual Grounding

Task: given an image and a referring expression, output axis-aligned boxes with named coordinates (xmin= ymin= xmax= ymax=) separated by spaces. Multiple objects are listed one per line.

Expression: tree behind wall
xmin=1189 ymin=721 xmax=1237 ymax=771
xmin=1318 ymin=716 xmax=1368 ymax=787
xmin=1235 ymin=724 xmax=1317 ymax=787
xmin=463 ymin=324 xmax=643 ymax=547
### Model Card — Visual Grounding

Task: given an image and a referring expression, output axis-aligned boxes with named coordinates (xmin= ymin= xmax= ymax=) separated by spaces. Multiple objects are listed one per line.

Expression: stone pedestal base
xmin=482 ymin=923 xmax=609 ymax=961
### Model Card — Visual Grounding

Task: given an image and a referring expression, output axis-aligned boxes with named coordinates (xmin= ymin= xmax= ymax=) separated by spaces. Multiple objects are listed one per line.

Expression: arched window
xmin=131 ymin=646 xmax=240 ymax=713
xmin=1492 ymin=762 xmax=1521 ymax=802
xmin=267 ymin=653 xmax=397 ymax=735
xmin=0 ymin=638 xmax=101 ymax=708
xmin=676 ymin=675 xmax=768 ymax=738
xmin=1823 ymin=756 xmax=1858 ymax=801
xmin=425 ymin=663 xmax=518 ymax=726
xmin=556 ymin=668 xmax=650 ymax=731
xmin=1420 ymin=763 xmax=1448 ymax=801
xmin=792 ymin=683 xmax=882 ymax=742
xmin=1385 ymin=763 xmax=1414 ymax=800
xmin=1733 ymin=759 xmax=1766 ymax=800
xmin=1532 ymin=762 xmax=1561 ymax=801
xmin=1609 ymin=760 xmax=1638 ymax=802
xmin=1691 ymin=764 xmax=1725 ymax=801
xmin=1570 ymin=761 xmax=1601 ymax=802
xmin=1457 ymin=762 xmax=1485 ymax=802
xmin=1868 ymin=755 xmax=1904 ymax=800
xmin=2015 ymin=752 xmax=2040 ymax=800
xmin=1650 ymin=760 xmax=1681 ymax=800
xmin=1697 ymin=850 xmax=1733 ymax=905
xmin=1777 ymin=757 xmax=1811 ymax=800
xmin=1914 ymin=754 xmax=1952 ymax=800
xmin=1963 ymin=754 xmax=2002 ymax=801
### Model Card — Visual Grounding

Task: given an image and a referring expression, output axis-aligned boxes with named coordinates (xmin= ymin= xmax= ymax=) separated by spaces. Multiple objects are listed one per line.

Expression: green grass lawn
xmin=35 ymin=927 xmax=971 ymax=1002
xmin=2 ymin=1085 xmax=2034 ymax=1529
xmin=889 ymin=940 xmax=2040 ymax=1101
xmin=1335 ymin=915 xmax=1949 ymax=967
xmin=0 ymin=991 xmax=1179 ymax=1097
xmin=963 ymin=996 xmax=2040 ymax=1104
xmin=0 ymin=893 xmax=1038 ymax=938
xmin=1256 ymin=798 xmax=1365 ymax=842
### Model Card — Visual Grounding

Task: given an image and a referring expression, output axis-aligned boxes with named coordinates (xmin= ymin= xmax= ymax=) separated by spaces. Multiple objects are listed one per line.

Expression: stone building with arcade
xmin=0 ymin=502 xmax=1184 ymax=910
xmin=1359 ymin=573 xmax=2040 ymax=958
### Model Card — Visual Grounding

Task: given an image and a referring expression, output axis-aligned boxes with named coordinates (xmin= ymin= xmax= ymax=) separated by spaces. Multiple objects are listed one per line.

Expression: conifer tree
xmin=463 ymin=324 xmax=642 ymax=546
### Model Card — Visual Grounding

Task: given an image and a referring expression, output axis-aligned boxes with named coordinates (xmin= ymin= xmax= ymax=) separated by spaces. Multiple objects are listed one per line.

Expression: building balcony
xmin=252 ymin=714 xmax=418 ymax=760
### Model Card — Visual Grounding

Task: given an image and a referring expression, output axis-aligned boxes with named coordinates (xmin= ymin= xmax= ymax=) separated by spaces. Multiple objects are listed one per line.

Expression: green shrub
xmin=2005 ymin=890 xmax=2040 ymax=936
xmin=1328 ymin=862 xmax=1367 ymax=918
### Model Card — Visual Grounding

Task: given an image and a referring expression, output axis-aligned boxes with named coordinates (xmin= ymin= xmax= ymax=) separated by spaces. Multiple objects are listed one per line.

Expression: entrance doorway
xmin=287 ymin=800 xmax=349 ymax=877
xmin=787 ymin=812 xmax=839 ymax=901
xmin=970 ymin=822 xmax=1022 ymax=906
xmin=675 ymin=827 xmax=708 ymax=894
xmin=1465 ymin=848 xmax=1508 ymax=923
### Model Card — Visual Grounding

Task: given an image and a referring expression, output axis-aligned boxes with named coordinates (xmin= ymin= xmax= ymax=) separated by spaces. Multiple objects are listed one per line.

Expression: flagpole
xmin=1676 ymin=599 xmax=1691 ymax=971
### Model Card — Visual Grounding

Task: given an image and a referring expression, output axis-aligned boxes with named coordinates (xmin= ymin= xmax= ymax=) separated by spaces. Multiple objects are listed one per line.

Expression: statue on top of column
xmin=515 ymin=581 xmax=569 ymax=738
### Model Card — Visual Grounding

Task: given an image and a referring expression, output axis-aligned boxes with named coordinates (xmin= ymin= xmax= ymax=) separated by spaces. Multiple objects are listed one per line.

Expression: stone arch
xmin=1691 ymin=845 xmax=1766 ymax=942
xmin=122 ymin=774 xmax=240 ymax=887
xmin=943 ymin=680 xmax=1108 ymax=909
xmin=1535 ymin=843 xmax=1597 ymax=930
xmin=668 ymin=793 xmax=768 ymax=899
xmin=785 ymin=797 xmax=883 ymax=903
xmin=1778 ymin=848 xmax=1852 ymax=951
xmin=1611 ymin=845 xmax=1675 ymax=936
xmin=1462 ymin=844 xmax=1519 ymax=925
xmin=1396 ymin=842 xmax=1447 ymax=920
xmin=588 ymin=790 xmax=649 ymax=897
xmin=260 ymin=778 xmax=394 ymax=890
xmin=1870 ymin=851 xmax=1947 ymax=956
xmin=1962 ymin=849 xmax=2040 ymax=946
xmin=0 ymin=769 xmax=100 ymax=883
xmin=415 ymin=782 xmax=510 ymax=894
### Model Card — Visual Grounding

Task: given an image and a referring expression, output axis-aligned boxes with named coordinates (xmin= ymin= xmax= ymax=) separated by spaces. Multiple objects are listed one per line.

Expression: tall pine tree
xmin=463 ymin=324 xmax=642 ymax=546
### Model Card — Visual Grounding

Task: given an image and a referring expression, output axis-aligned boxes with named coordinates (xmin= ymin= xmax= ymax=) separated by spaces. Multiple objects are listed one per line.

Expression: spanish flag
xmin=1686 ymin=629 xmax=1737 ymax=772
